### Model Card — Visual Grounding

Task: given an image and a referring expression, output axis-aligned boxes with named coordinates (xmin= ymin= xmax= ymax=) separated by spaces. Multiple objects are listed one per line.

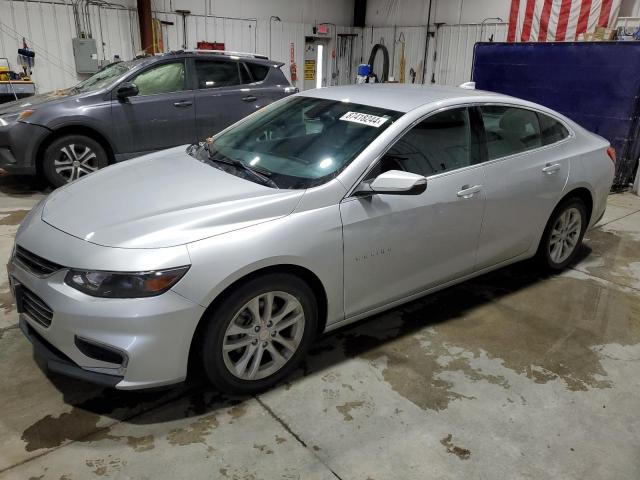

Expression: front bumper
xmin=9 ymin=213 xmax=205 ymax=390
xmin=0 ymin=122 xmax=50 ymax=175
xmin=19 ymin=317 xmax=123 ymax=387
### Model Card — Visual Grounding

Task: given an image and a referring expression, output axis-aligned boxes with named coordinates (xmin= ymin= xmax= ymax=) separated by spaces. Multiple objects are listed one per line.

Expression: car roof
xmin=298 ymin=84 xmax=506 ymax=113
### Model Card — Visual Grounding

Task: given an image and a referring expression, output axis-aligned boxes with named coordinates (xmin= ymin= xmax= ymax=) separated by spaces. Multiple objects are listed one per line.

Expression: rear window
xmin=538 ymin=113 xmax=570 ymax=145
xmin=479 ymin=105 xmax=542 ymax=160
xmin=246 ymin=63 xmax=270 ymax=82
xmin=195 ymin=60 xmax=239 ymax=88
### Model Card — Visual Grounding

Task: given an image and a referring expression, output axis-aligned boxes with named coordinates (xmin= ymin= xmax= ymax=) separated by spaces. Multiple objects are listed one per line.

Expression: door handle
xmin=173 ymin=100 xmax=193 ymax=107
xmin=242 ymin=95 xmax=258 ymax=102
xmin=456 ymin=184 xmax=482 ymax=199
xmin=542 ymin=163 xmax=561 ymax=174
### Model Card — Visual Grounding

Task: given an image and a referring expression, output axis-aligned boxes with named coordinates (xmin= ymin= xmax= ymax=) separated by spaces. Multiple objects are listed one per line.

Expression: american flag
xmin=507 ymin=0 xmax=622 ymax=42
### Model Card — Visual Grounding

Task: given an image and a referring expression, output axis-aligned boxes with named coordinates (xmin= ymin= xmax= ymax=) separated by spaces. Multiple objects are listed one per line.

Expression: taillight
xmin=606 ymin=146 xmax=616 ymax=164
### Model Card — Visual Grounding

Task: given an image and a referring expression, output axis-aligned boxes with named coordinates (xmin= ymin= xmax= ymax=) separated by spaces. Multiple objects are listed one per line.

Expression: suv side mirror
xmin=116 ymin=82 xmax=139 ymax=100
xmin=355 ymin=170 xmax=427 ymax=196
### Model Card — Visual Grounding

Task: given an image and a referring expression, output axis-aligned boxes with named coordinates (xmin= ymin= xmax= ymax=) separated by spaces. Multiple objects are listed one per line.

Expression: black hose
xmin=368 ymin=43 xmax=389 ymax=82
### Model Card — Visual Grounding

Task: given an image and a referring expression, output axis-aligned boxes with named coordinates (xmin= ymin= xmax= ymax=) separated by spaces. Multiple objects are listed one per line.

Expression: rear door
xmin=192 ymin=58 xmax=264 ymax=139
xmin=111 ymin=59 xmax=196 ymax=156
xmin=474 ymin=105 xmax=571 ymax=269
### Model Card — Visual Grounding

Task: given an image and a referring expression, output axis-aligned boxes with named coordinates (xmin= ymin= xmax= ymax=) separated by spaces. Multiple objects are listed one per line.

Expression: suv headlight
xmin=64 ymin=266 xmax=190 ymax=298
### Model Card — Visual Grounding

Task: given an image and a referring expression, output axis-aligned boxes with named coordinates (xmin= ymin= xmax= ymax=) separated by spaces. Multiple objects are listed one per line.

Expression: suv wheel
xmin=200 ymin=273 xmax=318 ymax=394
xmin=43 ymin=134 xmax=108 ymax=187
xmin=537 ymin=197 xmax=587 ymax=271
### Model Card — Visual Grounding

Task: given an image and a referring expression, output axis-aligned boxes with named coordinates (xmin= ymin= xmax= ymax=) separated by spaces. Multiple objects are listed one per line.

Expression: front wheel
xmin=536 ymin=198 xmax=587 ymax=271
xmin=200 ymin=273 xmax=318 ymax=394
xmin=43 ymin=134 xmax=109 ymax=187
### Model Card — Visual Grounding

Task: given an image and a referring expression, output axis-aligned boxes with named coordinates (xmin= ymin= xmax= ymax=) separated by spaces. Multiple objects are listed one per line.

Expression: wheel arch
xmin=187 ymin=263 xmax=329 ymax=373
xmin=35 ymin=125 xmax=116 ymax=174
xmin=558 ymin=185 xmax=594 ymax=224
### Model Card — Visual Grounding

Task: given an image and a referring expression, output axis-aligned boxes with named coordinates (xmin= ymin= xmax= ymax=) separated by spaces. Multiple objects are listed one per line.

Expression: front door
xmin=341 ymin=107 xmax=486 ymax=318
xmin=111 ymin=59 xmax=196 ymax=157
xmin=474 ymin=106 xmax=571 ymax=269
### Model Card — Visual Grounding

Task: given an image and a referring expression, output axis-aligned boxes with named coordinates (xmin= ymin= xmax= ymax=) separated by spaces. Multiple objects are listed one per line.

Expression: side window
xmin=538 ymin=113 xmax=569 ymax=145
xmin=239 ymin=63 xmax=252 ymax=84
xmin=246 ymin=63 xmax=270 ymax=82
xmin=195 ymin=60 xmax=240 ymax=89
xmin=479 ymin=106 xmax=542 ymax=160
xmin=131 ymin=62 xmax=186 ymax=96
xmin=370 ymin=108 xmax=473 ymax=179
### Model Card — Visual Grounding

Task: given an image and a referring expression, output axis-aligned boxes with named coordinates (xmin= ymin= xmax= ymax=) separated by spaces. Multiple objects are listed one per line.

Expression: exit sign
xmin=317 ymin=24 xmax=328 ymax=34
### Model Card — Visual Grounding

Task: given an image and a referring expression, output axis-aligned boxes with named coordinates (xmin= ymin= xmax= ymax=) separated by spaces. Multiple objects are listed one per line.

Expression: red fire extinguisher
xmin=289 ymin=42 xmax=297 ymax=83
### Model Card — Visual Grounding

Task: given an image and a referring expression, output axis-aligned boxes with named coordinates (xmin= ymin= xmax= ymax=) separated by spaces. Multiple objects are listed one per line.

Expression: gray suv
xmin=0 ymin=50 xmax=295 ymax=186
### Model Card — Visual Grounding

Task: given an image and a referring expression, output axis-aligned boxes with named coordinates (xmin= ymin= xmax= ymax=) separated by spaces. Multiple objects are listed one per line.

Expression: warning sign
xmin=304 ymin=60 xmax=315 ymax=80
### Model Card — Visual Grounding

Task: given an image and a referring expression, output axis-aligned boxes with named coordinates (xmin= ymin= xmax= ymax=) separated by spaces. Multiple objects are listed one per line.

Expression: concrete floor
xmin=0 ymin=175 xmax=639 ymax=480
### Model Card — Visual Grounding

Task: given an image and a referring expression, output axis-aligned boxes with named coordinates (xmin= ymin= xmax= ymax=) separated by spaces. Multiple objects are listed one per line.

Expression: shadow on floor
xmin=0 ymin=175 xmax=50 ymax=197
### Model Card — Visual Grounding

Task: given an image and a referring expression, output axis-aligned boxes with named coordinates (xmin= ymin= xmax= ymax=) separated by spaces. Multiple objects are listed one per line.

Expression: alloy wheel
xmin=54 ymin=143 xmax=99 ymax=182
xmin=222 ymin=291 xmax=305 ymax=381
xmin=549 ymin=207 xmax=582 ymax=264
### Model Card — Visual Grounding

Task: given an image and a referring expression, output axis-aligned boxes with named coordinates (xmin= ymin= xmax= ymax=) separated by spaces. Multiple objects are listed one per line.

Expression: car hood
xmin=41 ymin=146 xmax=305 ymax=249
xmin=0 ymin=90 xmax=73 ymax=116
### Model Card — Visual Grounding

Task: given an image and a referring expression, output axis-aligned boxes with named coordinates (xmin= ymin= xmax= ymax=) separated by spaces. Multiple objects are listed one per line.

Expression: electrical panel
xmin=72 ymin=38 xmax=99 ymax=74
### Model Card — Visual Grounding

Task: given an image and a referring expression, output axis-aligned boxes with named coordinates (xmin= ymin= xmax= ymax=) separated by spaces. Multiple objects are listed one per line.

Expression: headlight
xmin=64 ymin=266 xmax=190 ymax=298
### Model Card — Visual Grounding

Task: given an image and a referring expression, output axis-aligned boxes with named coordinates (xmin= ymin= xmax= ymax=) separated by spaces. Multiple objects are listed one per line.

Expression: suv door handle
xmin=542 ymin=163 xmax=561 ymax=174
xmin=457 ymin=184 xmax=482 ymax=198
xmin=173 ymin=100 xmax=193 ymax=108
xmin=242 ymin=95 xmax=258 ymax=102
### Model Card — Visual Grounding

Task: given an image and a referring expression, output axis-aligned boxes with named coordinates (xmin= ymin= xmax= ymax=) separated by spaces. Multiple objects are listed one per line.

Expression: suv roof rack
xmin=172 ymin=49 xmax=269 ymax=60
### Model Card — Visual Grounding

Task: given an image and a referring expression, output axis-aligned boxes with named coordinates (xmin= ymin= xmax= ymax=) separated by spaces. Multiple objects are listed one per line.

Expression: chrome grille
xmin=14 ymin=246 xmax=63 ymax=276
xmin=21 ymin=287 xmax=54 ymax=328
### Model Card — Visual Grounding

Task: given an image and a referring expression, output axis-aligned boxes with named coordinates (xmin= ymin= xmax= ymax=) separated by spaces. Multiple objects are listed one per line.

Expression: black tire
xmin=536 ymin=197 xmax=588 ymax=271
xmin=200 ymin=273 xmax=318 ymax=395
xmin=43 ymin=134 xmax=109 ymax=187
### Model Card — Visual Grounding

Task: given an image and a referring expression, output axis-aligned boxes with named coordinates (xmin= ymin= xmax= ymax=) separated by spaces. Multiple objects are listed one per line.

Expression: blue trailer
xmin=472 ymin=41 xmax=640 ymax=188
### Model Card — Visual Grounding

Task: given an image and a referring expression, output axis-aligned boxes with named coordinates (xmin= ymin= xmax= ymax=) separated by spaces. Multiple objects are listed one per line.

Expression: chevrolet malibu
xmin=8 ymin=84 xmax=615 ymax=394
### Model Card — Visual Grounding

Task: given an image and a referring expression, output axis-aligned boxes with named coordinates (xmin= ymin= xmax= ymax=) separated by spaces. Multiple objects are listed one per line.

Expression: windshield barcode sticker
xmin=340 ymin=112 xmax=388 ymax=127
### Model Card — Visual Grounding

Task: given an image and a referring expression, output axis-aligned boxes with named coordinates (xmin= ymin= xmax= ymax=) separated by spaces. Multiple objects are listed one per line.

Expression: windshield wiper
xmin=207 ymin=149 xmax=279 ymax=189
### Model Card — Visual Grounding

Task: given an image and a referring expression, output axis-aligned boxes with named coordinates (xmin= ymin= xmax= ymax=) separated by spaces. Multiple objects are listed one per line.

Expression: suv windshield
xmin=72 ymin=59 xmax=144 ymax=93
xmin=193 ymin=96 xmax=401 ymax=189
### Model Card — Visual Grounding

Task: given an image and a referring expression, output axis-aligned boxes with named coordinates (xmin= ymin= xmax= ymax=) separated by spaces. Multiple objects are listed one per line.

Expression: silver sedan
xmin=8 ymin=84 xmax=615 ymax=393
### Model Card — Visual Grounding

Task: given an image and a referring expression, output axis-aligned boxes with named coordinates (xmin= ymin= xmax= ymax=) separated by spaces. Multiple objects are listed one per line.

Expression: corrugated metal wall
xmin=0 ymin=0 xmax=504 ymax=94
xmin=432 ymin=23 xmax=507 ymax=86
xmin=359 ymin=26 xmax=428 ymax=84
xmin=0 ymin=0 xmax=140 ymax=91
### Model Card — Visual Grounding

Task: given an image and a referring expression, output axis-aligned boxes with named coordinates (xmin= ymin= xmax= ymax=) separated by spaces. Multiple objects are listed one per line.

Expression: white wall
xmin=366 ymin=0 xmax=511 ymax=27
xmin=0 ymin=0 xmax=140 ymax=91
xmin=157 ymin=0 xmax=354 ymax=24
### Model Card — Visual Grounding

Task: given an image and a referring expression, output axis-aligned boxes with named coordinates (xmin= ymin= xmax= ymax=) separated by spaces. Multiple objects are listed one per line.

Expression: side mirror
xmin=355 ymin=170 xmax=427 ymax=196
xmin=116 ymin=82 xmax=139 ymax=100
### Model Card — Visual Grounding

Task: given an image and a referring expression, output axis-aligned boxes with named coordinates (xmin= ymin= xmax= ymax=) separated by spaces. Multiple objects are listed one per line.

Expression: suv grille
xmin=21 ymin=287 xmax=54 ymax=328
xmin=14 ymin=246 xmax=63 ymax=276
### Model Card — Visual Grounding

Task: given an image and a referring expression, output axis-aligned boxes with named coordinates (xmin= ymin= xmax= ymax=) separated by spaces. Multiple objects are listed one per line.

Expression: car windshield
xmin=193 ymin=96 xmax=402 ymax=189
xmin=72 ymin=60 xmax=142 ymax=93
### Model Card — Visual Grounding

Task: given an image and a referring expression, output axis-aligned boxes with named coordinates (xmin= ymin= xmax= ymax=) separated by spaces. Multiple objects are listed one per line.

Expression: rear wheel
xmin=536 ymin=197 xmax=587 ymax=271
xmin=200 ymin=273 xmax=317 ymax=394
xmin=43 ymin=134 xmax=108 ymax=187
